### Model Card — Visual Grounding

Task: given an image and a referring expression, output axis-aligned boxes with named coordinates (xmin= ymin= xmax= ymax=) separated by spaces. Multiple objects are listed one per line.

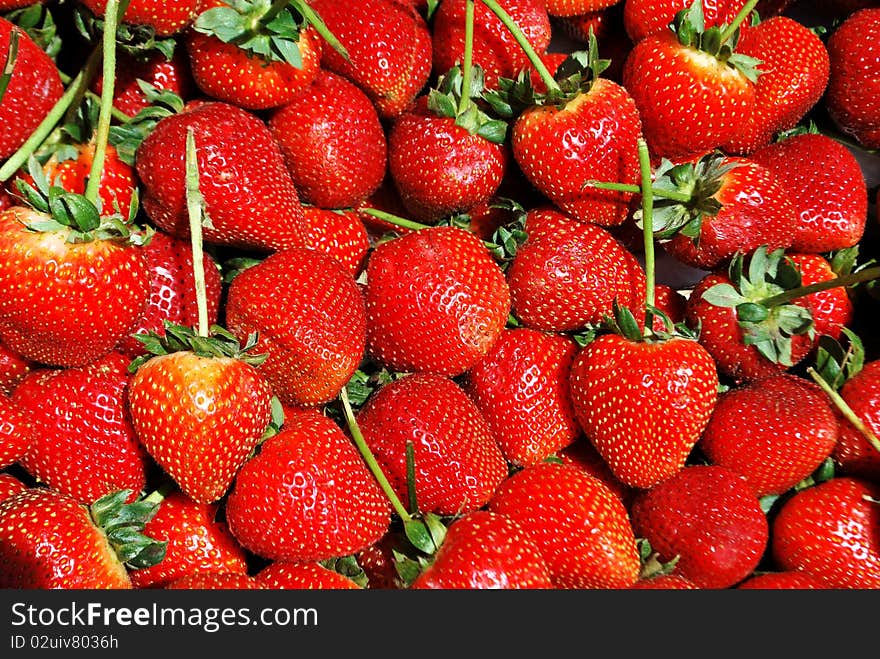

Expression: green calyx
xmin=596 ymin=299 xmax=698 ymax=346
xmin=813 ymin=328 xmax=865 ymax=392
xmin=75 ymin=3 xmax=177 ymax=60
xmin=109 ymin=81 xmax=185 ymax=166
xmin=5 ymin=4 xmax=63 ymax=60
xmin=427 ymin=66 xmax=508 ymax=144
xmin=128 ymin=321 xmax=268 ymax=372
xmin=700 ymin=246 xmax=815 ymax=367
xmin=89 ymin=489 xmax=167 ymax=570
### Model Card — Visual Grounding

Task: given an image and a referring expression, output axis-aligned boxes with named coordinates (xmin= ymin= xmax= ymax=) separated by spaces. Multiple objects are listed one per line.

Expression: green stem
xmin=360 ymin=207 xmax=432 ymax=232
xmin=0 ymin=28 xmax=19 ymax=104
xmin=58 ymin=70 xmax=132 ymax=123
xmin=184 ymin=128 xmax=209 ymax=338
xmin=637 ymin=138 xmax=655 ymax=335
xmin=718 ymin=0 xmax=759 ymax=44
xmin=760 ymin=266 xmax=880 ymax=308
xmin=584 ymin=179 xmax=693 ymax=203
xmin=808 ymin=367 xmax=880 ymax=455
xmin=479 ymin=0 xmax=559 ymax=93
xmin=458 ymin=0 xmax=476 ymax=116
xmin=141 ymin=479 xmax=177 ymax=506
xmin=339 ymin=387 xmax=413 ymax=523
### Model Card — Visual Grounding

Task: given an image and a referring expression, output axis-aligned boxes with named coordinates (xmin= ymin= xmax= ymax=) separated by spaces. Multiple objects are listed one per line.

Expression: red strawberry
xmin=622 ymin=0 xmax=748 ymax=43
xmin=0 ymin=18 xmax=63 ymax=160
xmin=771 ymin=476 xmax=880 ymax=588
xmin=186 ymin=0 xmax=323 ymax=110
xmin=825 ymin=8 xmax=880 ymax=150
xmin=301 ymin=206 xmax=371 ymax=276
xmin=629 ymin=573 xmax=701 ymax=589
xmin=224 ymin=408 xmax=391 ymax=562
xmin=0 ymin=472 xmax=27 ymax=503
xmin=0 ymin=341 xmax=31 ymax=396
xmin=557 ymin=438 xmax=635 ymax=508
xmin=128 ymin=489 xmax=249 ymax=589
xmin=506 ymin=206 xmax=646 ymax=332
xmin=0 ymin=487 xmax=165 ymax=588
xmin=0 ymin=394 xmax=32 ymax=470
xmin=12 ymin=355 xmax=150 ymax=505
xmin=254 ymin=561 xmax=363 ymax=589
xmin=568 ymin=331 xmax=718 ymax=489
xmin=364 ymin=225 xmax=510 ymax=377
xmin=749 ymin=132 xmax=867 ymax=254
xmin=630 ymin=465 xmax=770 ymax=589
xmin=127 ymin=325 xmax=274 ymax=504
xmin=698 ymin=373 xmax=839 ymax=497
xmin=268 ymin=69 xmax=387 ymax=210
xmin=309 ymin=0 xmax=433 ymax=120
xmin=166 ymin=572 xmax=257 ymax=589
xmin=543 ymin=0 xmax=618 ymax=17
xmin=787 ymin=253 xmax=854 ymax=341
xmin=356 ymin=373 xmax=509 ymax=516
xmin=410 ymin=510 xmax=554 ymax=589
xmin=487 ymin=461 xmax=641 ymax=589
xmin=833 ymin=359 xmax=880 ymax=481
xmin=81 ymin=0 xmax=202 ymax=36
xmin=737 ymin=571 xmax=828 ymax=589
xmin=465 ymin=327 xmax=580 ymax=467
xmin=135 ymin=100 xmax=308 ymax=252
xmin=224 ymin=247 xmax=366 ymax=407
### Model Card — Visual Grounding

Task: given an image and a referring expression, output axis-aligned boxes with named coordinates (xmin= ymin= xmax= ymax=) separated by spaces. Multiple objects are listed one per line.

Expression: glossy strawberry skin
xmin=0 ymin=472 xmax=27 ymax=503
xmin=786 ymin=253 xmax=853 ymax=342
xmin=364 ymin=226 xmax=510 ymax=377
xmin=356 ymin=373 xmax=509 ymax=516
xmin=136 ymin=101 xmax=308 ymax=252
xmin=737 ymin=571 xmax=828 ymax=589
xmin=165 ymin=572 xmax=257 ymax=589
xmin=255 ymin=562 xmax=362 ymax=590
xmin=224 ymin=247 xmax=366 ymax=407
xmin=128 ymin=351 xmax=273 ymax=504
xmin=224 ymin=409 xmax=391 ymax=563
xmin=771 ymin=477 xmax=880 ymax=588
xmin=466 ymin=327 xmax=580 ymax=467
xmin=622 ymin=0 xmax=748 ymax=43
xmin=0 ymin=488 xmax=132 ymax=589
xmin=0 ymin=206 xmax=150 ymax=368
xmin=699 ymin=373 xmax=839 ymax=497
xmin=630 ymin=465 xmax=770 ymax=589
xmin=81 ymin=0 xmax=201 ymax=36
xmin=569 ymin=334 xmax=719 ymax=489
xmin=487 ymin=461 xmax=641 ymax=589
xmin=301 ymin=207 xmax=370 ymax=277
xmin=269 ymin=70 xmax=387 ymax=210
xmin=833 ymin=360 xmax=880 ymax=481
xmin=0 ymin=341 xmax=31 ymax=396
xmin=0 ymin=395 xmax=31 ymax=470
xmin=410 ymin=510 xmax=554 ymax=589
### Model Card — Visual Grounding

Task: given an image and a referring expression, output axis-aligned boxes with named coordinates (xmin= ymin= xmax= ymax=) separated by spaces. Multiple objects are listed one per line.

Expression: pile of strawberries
xmin=0 ymin=0 xmax=878 ymax=590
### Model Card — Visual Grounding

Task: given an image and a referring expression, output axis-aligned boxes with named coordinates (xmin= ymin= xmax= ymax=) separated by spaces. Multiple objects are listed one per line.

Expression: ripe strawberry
xmin=543 ymin=0 xmax=618 ymax=17
xmin=0 ymin=472 xmax=27 ymax=503
xmin=465 ymin=327 xmax=580 ymax=467
xmin=364 ymin=225 xmax=510 ymax=377
xmin=621 ymin=4 xmax=759 ymax=162
xmin=737 ymin=571 xmax=828 ymax=589
xmin=224 ymin=408 xmax=391 ymax=562
xmin=12 ymin=355 xmax=150 ymax=505
xmin=0 ymin=394 xmax=31 ymax=470
xmin=506 ymin=206 xmax=646 ymax=332
xmin=824 ymin=8 xmax=880 ymax=149
xmin=410 ymin=510 xmax=554 ymax=589
xmin=569 ymin=330 xmax=718 ymax=489
xmin=224 ymin=246 xmax=366 ymax=407
xmin=622 ymin=0 xmax=748 ymax=43
xmin=301 ymin=206 xmax=370 ymax=276
xmin=699 ymin=373 xmax=839 ymax=497
xmin=487 ymin=461 xmax=641 ymax=589
xmin=127 ymin=325 xmax=274 ymax=504
xmin=356 ymin=373 xmax=509 ymax=516
xmin=186 ymin=0 xmax=323 ymax=110
xmin=749 ymin=132 xmax=867 ymax=254
xmin=0 ymin=341 xmax=31 ymax=396
xmin=833 ymin=359 xmax=880 ymax=481
xmin=128 ymin=489 xmax=249 ymax=589
xmin=0 ymin=18 xmax=63 ymax=160
xmin=630 ymin=465 xmax=770 ymax=589
xmin=558 ymin=439 xmax=635 ymax=508
xmin=0 ymin=487 xmax=165 ymax=588
xmin=268 ymin=69 xmax=387 ymax=210
xmin=254 ymin=561 xmax=363 ymax=589
xmin=166 ymin=572 xmax=257 ymax=589
xmin=771 ymin=476 xmax=880 ymax=588
xmin=81 ymin=0 xmax=202 ymax=36
xmin=309 ymin=0 xmax=433 ymax=119
xmin=787 ymin=253 xmax=854 ymax=341
xmin=136 ymin=100 xmax=308 ymax=252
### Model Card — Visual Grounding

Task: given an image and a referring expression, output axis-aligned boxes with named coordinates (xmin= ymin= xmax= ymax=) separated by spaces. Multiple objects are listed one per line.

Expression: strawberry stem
xmin=584 ymin=180 xmax=693 ymax=203
xmin=360 ymin=207 xmax=431 ymax=232
xmin=458 ymin=0 xmax=476 ymax=116
xmin=58 ymin=70 xmax=132 ymax=123
xmin=718 ymin=0 xmax=759 ymax=44
xmin=0 ymin=28 xmax=19 ymax=104
xmin=807 ymin=367 xmax=880 ymax=455
xmin=638 ymin=138 xmax=655 ymax=335
xmin=760 ymin=266 xmax=880 ymax=308
xmin=184 ymin=128 xmax=209 ymax=338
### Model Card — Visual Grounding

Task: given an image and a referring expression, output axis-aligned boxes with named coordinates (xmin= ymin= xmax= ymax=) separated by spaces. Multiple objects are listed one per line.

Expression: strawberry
xmin=487 ymin=461 xmax=641 ymax=589
xmin=505 ymin=206 xmax=646 ymax=332
xmin=698 ymin=373 xmax=839 ymax=497
xmin=0 ymin=17 xmax=63 ymax=160
xmin=543 ymin=0 xmax=619 ymax=18
xmin=128 ymin=489 xmax=249 ymax=589
xmin=309 ymin=0 xmax=433 ymax=120
xmin=749 ymin=132 xmax=867 ymax=254
xmin=0 ymin=487 xmax=166 ymax=588
xmin=224 ymin=408 xmax=391 ymax=562
xmin=630 ymin=465 xmax=770 ymax=589
xmin=568 ymin=328 xmax=719 ymax=489
xmin=832 ymin=359 xmax=880 ymax=481
xmin=301 ymin=206 xmax=370 ymax=276
xmin=622 ymin=0 xmax=748 ymax=43
xmin=127 ymin=324 xmax=274 ymax=504
xmin=0 ymin=341 xmax=31 ymax=396
xmin=0 ymin=472 xmax=27 ymax=503
xmin=364 ymin=225 xmax=510 ymax=377
xmin=629 ymin=573 xmax=701 ymax=589
xmin=824 ymin=8 xmax=880 ymax=150
xmin=135 ymin=100 xmax=308 ymax=252
xmin=268 ymin=69 xmax=387 ymax=210
xmin=736 ymin=571 xmax=829 ymax=589
xmin=410 ymin=510 xmax=554 ymax=589
xmin=770 ymin=476 xmax=880 ymax=588
xmin=224 ymin=246 xmax=366 ymax=407
xmin=552 ymin=4 xmax=632 ymax=83
xmin=0 ymin=394 xmax=31 ymax=470
xmin=12 ymin=354 xmax=150 ymax=505
xmin=621 ymin=3 xmax=760 ymax=162
xmin=465 ymin=327 xmax=581 ymax=467
xmin=254 ymin=561 xmax=363 ymax=589
xmin=356 ymin=373 xmax=509 ymax=516
xmin=81 ymin=0 xmax=202 ymax=36
xmin=186 ymin=0 xmax=323 ymax=111
xmin=557 ymin=438 xmax=635 ymax=508
xmin=165 ymin=572 xmax=257 ymax=589
xmin=787 ymin=253 xmax=854 ymax=341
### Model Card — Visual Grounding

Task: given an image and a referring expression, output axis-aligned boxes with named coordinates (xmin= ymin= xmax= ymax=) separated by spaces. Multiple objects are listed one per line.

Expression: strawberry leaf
xmin=88 ymin=490 xmax=167 ymax=570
